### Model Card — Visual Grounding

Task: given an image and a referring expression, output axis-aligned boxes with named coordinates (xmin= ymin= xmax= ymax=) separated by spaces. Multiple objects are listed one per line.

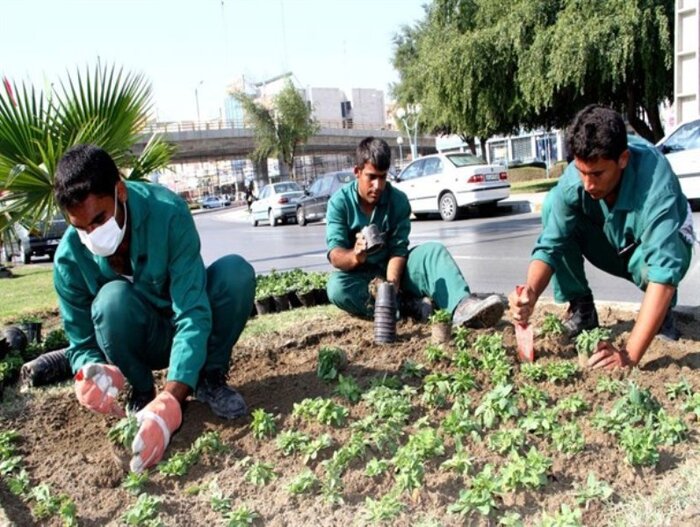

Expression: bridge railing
xmin=142 ymin=120 xmax=398 ymax=134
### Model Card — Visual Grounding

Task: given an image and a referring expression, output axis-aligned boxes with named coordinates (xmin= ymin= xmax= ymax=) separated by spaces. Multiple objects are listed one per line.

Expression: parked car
xmin=657 ymin=117 xmax=700 ymax=201
xmin=393 ymin=153 xmax=510 ymax=221
xmin=1 ymin=214 xmax=68 ymax=264
xmin=296 ymin=170 xmax=354 ymax=226
xmin=250 ymin=181 xmax=305 ymax=227
xmin=201 ymin=196 xmax=227 ymax=209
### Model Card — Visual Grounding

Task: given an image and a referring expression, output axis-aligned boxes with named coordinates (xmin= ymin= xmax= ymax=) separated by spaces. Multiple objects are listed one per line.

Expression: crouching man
xmin=53 ymin=145 xmax=255 ymax=472
xmin=325 ymin=137 xmax=504 ymax=328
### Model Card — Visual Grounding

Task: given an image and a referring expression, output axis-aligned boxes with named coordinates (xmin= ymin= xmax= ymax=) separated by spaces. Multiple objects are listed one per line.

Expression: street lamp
xmin=396 ymin=136 xmax=404 ymax=168
xmin=194 ymin=80 xmax=204 ymax=125
xmin=395 ymin=104 xmax=421 ymax=160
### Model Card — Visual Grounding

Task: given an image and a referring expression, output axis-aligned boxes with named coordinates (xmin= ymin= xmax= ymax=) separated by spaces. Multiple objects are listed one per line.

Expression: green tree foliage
xmin=392 ymin=0 xmax=673 ymax=144
xmin=233 ymin=81 xmax=319 ymax=180
xmin=0 ymin=62 xmax=174 ymax=237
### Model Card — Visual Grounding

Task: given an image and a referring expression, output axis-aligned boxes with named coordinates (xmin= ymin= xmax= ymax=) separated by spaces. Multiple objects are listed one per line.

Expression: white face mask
xmin=77 ymin=187 xmax=128 ymax=257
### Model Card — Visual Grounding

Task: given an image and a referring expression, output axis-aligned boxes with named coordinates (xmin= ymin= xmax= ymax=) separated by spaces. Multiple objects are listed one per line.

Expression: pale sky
xmin=1 ymin=0 xmax=428 ymax=122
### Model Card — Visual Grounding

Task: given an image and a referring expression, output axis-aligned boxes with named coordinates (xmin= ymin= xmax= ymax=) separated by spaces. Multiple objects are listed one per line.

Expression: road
xmin=195 ymin=206 xmax=700 ymax=309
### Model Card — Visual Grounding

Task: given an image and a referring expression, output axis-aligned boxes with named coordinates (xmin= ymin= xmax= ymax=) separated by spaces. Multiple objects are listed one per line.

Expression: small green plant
xmin=7 ymin=468 xmax=30 ymax=496
xmin=122 ymin=471 xmax=150 ymax=495
xmin=292 ymin=397 xmax=349 ymax=427
xmin=107 ymin=414 xmax=139 ymax=448
xmin=334 ymin=374 xmax=363 ymax=403
xmin=551 ymin=423 xmax=585 ymax=454
xmin=42 ymin=328 xmax=69 ymax=351
xmin=519 ymin=383 xmax=549 ymax=409
xmin=301 ymin=433 xmax=333 ymax=464
xmin=541 ymin=313 xmax=565 ymax=336
xmin=488 ymin=428 xmax=525 ymax=454
xmin=682 ymin=392 xmax=700 ymax=417
xmin=250 ymin=408 xmax=277 ymax=440
xmin=665 ymin=379 xmax=693 ymax=400
xmin=224 ymin=505 xmax=259 ymax=527
xmin=556 ymin=395 xmax=590 ymax=415
xmin=363 ymin=491 xmax=405 ymax=523
xmin=453 ymin=326 xmax=472 ymax=352
xmin=317 ymin=346 xmax=346 ymax=382
xmin=424 ymin=343 xmax=446 ymax=363
xmin=575 ymin=328 xmax=611 ymax=358
xmin=475 ymin=384 xmax=519 ymax=429
xmin=543 ymin=361 xmax=579 ymax=384
xmin=519 ymin=407 xmax=559 ymax=436
xmin=654 ymin=409 xmax=688 ymax=445
xmin=619 ymin=426 xmax=660 ymax=466
xmin=574 ymin=472 xmax=614 ymax=508
xmin=365 ymin=458 xmax=389 ymax=477
xmin=539 ymin=503 xmax=583 ymax=527
xmin=520 ymin=363 xmax=546 ymax=382
xmin=428 ymin=309 xmax=451 ymax=324
xmin=448 ymin=464 xmax=500 ymax=516
xmin=276 ymin=430 xmax=310 ymax=455
xmin=159 ymin=451 xmax=197 ymax=477
xmin=29 ymin=483 xmax=78 ymax=526
xmin=499 ymin=512 xmax=524 ymax=526
xmin=121 ymin=493 xmax=162 ymax=526
xmin=287 ymin=468 xmax=319 ymax=495
xmin=440 ymin=448 xmax=473 ymax=476
xmin=400 ymin=359 xmax=427 ymax=378
xmin=243 ymin=459 xmax=278 ymax=486
xmin=498 ymin=447 xmax=551 ymax=491
xmin=595 ymin=376 xmax=624 ymax=394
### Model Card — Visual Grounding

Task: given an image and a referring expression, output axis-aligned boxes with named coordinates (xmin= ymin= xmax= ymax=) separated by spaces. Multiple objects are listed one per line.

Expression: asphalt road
xmin=195 ymin=206 xmax=700 ymax=309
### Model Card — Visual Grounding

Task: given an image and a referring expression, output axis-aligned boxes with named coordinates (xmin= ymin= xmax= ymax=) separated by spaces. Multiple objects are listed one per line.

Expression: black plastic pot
xmin=314 ymin=288 xmax=329 ymax=305
xmin=255 ymin=296 xmax=275 ymax=315
xmin=20 ymin=348 xmax=72 ymax=388
xmin=19 ymin=322 xmax=42 ymax=345
xmin=288 ymin=290 xmax=302 ymax=309
xmin=1 ymin=326 xmax=27 ymax=357
xmin=273 ymin=294 xmax=291 ymax=312
xmin=374 ymin=282 xmax=397 ymax=344
xmin=296 ymin=290 xmax=317 ymax=308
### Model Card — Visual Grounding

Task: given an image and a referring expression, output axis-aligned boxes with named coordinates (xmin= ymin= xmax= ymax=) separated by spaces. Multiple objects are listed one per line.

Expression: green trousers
xmin=326 ymin=241 xmax=470 ymax=318
xmin=542 ymin=195 xmax=689 ymax=305
xmin=90 ymin=254 xmax=255 ymax=392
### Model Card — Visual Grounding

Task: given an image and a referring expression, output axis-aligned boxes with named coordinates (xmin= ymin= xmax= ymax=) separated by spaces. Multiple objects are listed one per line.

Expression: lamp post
xmin=396 ymin=136 xmax=404 ymax=168
xmin=194 ymin=80 xmax=204 ymax=125
xmin=395 ymin=104 xmax=421 ymax=160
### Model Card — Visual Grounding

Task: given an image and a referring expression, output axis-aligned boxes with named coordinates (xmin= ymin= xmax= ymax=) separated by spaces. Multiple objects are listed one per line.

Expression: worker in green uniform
xmin=509 ymin=105 xmax=695 ymax=369
xmin=53 ymin=145 xmax=256 ymax=472
xmin=326 ymin=136 xmax=505 ymax=327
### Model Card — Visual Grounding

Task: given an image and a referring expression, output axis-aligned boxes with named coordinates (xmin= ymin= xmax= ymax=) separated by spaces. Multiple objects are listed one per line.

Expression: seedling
xmin=475 ymin=384 xmax=519 ymax=429
xmin=440 ymin=448 xmax=473 ymax=476
xmin=539 ymin=503 xmax=583 ymax=527
xmin=209 ymin=482 xmax=232 ymax=513
xmin=301 ymin=433 xmax=333 ymax=464
xmin=551 ymin=423 xmax=585 ymax=454
xmin=488 ymin=428 xmax=525 ymax=454
xmin=159 ymin=451 xmax=197 ymax=477
xmin=243 ymin=459 xmax=278 ymax=486
xmin=428 ymin=309 xmax=452 ymax=324
xmin=369 ymin=374 xmax=404 ymax=390
xmin=30 ymin=483 xmax=77 ymax=525
xmin=619 ymin=426 xmax=660 ymax=466
xmin=317 ymin=346 xmax=346 ymax=382
xmin=422 ymin=372 xmax=454 ymax=407
xmin=499 ymin=512 xmax=524 ymax=527
xmin=122 ymin=471 xmax=150 ymax=495
xmin=250 ymin=408 xmax=277 ymax=440
xmin=292 ymin=397 xmax=349 ymax=427
xmin=556 ymin=395 xmax=590 ymax=415
xmin=653 ymin=409 xmax=688 ymax=445
xmin=519 ymin=407 xmax=559 ymax=436
xmin=334 ymin=374 xmax=363 ymax=403
xmin=541 ymin=313 xmax=565 ymax=337
xmin=121 ymin=493 xmax=162 ymax=526
xmin=107 ymin=414 xmax=139 ymax=449
xmin=363 ymin=491 xmax=405 ymax=523
xmin=7 ymin=469 xmax=30 ymax=496
xmin=595 ymin=376 xmax=624 ymax=394
xmin=424 ymin=343 xmax=446 ymax=363
xmin=441 ymin=398 xmax=480 ymax=441
xmin=498 ymin=447 xmax=551 ymax=491
xmin=400 ymin=359 xmax=427 ymax=378
xmin=287 ymin=468 xmax=319 ymax=495
xmin=520 ymin=363 xmax=546 ymax=382
xmin=365 ymin=458 xmax=389 ymax=477
xmin=574 ymin=472 xmax=614 ymax=508
xmin=224 ymin=505 xmax=259 ymax=527
xmin=665 ymin=379 xmax=693 ymax=400
xmin=543 ymin=361 xmax=579 ymax=384
xmin=453 ymin=326 xmax=472 ymax=352
xmin=276 ymin=430 xmax=310 ymax=455
xmin=575 ymin=328 xmax=611 ymax=362
xmin=682 ymin=392 xmax=700 ymax=417
xmin=519 ymin=383 xmax=549 ymax=409
xmin=448 ymin=464 xmax=500 ymax=516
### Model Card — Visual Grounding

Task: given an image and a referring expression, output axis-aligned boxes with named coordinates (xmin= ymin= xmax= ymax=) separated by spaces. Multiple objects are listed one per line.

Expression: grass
xmin=240 ymin=304 xmax=342 ymax=340
xmin=0 ymin=264 xmax=58 ymax=323
xmin=511 ymin=178 xmax=559 ymax=194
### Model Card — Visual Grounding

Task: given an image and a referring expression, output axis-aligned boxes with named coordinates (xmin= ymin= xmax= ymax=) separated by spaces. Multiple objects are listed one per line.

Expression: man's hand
xmin=353 ymin=232 xmax=368 ymax=264
xmin=130 ymin=391 xmax=183 ymax=473
xmin=587 ymin=341 xmax=634 ymax=369
xmin=508 ymin=284 xmax=535 ymax=325
xmin=74 ymin=363 xmax=125 ymax=416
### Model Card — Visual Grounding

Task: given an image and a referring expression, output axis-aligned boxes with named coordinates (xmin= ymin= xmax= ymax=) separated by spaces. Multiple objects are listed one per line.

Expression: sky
xmin=1 ymin=0 xmax=429 ymax=122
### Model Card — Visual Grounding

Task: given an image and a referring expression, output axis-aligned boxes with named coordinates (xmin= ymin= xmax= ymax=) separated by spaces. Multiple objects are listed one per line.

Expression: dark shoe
xmin=562 ymin=294 xmax=599 ymax=338
xmin=194 ymin=370 xmax=248 ymax=419
xmin=127 ymin=386 xmax=156 ymax=413
xmin=657 ymin=309 xmax=680 ymax=341
xmin=400 ymin=296 xmax=434 ymax=323
xmin=452 ymin=294 xmax=504 ymax=328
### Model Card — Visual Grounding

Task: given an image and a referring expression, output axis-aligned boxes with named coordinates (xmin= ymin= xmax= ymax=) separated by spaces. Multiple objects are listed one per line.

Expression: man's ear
xmin=354 ymin=166 xmax=362 ymax=179
xmin=116 ymin=180 xmax=128 ymax=202
xmin=618 ymin=149 xmax=630 ymax=171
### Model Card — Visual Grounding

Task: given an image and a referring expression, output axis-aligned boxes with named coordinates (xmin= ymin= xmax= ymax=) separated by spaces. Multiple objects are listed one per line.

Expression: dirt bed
xmin=1 ymin=303 xmax=700 ymax=526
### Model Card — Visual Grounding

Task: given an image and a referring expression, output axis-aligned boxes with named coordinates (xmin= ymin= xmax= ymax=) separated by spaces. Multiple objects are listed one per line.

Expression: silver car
xmin=250 ymin=181 xmax=304 ymax=227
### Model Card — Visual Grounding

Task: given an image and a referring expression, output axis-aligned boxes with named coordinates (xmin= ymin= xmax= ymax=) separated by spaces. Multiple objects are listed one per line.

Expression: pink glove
xmin=130 ymin=392 xmax=182 ymax=473
xmin=74 ymin=363 xmax=125 ymax=416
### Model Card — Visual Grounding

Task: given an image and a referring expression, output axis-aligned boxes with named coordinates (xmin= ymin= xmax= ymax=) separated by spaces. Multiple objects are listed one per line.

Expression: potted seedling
xmin=309 ymin=272 xmax=329 ymax=304
xmin=17 ymin=315 xmax=42 ymax=345
xmin=575 ymin=328 xmax=612 ymax=367
xmin=254 ymin=276 xmax=275 ymax=315
xmin=429 ymin=309 xmax=452 ymax=344
xmin=295 ymin=274 xmax=317 ymax=308
xmin=317 ymin=346 xmax=347 ymax=382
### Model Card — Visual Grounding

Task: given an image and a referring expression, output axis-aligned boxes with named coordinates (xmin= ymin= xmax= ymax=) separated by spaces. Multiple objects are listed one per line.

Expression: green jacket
xmin=326 ymin=180 xmax=411 ymax=273
xmin=532 ymin=135 xmax=692 ymax=286
xmin=54 ymin=181 xmax=211 ymax=388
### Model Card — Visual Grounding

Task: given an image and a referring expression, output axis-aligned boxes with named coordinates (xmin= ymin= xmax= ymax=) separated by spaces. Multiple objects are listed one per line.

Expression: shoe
xmin=657 ymin=309 xmax=680 ymax=341
xmin=127 ymin=386 xmax=156 ymax=413
xmin=400 ymin=296 xmax=434 ymax=323
xmin=452 ymin=294 xmax=505 ymax=328
xmin=562 ymin=294 xmax=599 ymax=338
xmin=194 ymin=370 xmax=248 ymax=419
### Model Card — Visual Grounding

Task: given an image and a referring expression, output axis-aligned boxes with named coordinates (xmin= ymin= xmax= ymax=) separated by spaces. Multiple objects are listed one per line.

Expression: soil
xmin=1 ymin=302 xmax=700 ymax=526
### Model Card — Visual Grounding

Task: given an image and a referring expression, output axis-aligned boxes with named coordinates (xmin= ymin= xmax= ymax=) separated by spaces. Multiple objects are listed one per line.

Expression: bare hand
xmin=588 ymin=341 xmax=633 ymax=369
xmin=354 ymin=232 xmax=368 ymax=263
xmin=508 ymin=284 xmax=534 ymax=325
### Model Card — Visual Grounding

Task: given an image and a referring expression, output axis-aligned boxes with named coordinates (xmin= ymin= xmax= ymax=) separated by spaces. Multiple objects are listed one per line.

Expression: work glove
xmin=74 ymin=363 xmax=125 ymax=416
xmin=130 ymin=391 xmax=182 ymax=473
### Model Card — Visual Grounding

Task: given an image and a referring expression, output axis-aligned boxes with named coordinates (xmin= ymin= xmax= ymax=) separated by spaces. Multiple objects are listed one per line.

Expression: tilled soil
xmin=1 ymin=303 xmax=700 ymax=526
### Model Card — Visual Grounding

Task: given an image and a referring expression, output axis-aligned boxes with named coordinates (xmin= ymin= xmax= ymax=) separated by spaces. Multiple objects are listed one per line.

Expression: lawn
xmin=0 ymin=264 xmax=58 ymax=323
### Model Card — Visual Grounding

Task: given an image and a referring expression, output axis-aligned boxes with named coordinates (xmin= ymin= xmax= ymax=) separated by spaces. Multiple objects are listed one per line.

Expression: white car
xmin=657 ymin=117 xmax=700 ymax=201
xmin=250 ymin=181 xmax=304 ymax=227
xmin=393 ymin=153 xmax=510 ymax=221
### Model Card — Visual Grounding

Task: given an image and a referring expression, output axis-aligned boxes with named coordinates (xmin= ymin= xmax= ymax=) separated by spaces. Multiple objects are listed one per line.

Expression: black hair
xmin=355 ymin=137 xmax=391 ymax=171
xmin=566 ymin=105 xmax=628 ymax=161
xmin=54 ymin=144 xmax=121 ymax=209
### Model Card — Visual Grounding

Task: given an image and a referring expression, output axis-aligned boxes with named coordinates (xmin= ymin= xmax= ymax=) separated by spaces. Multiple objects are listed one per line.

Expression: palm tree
xmin=0 ymin=62 xmax=174 ymax=258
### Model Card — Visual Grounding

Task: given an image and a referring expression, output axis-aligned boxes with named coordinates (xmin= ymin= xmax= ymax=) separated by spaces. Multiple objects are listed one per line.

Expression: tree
xmin=0 ymin=63 xmax=174 ymax=249
xmin=233 ymin=80 xmax=318 ymax=181
xmin=392 ymin=0 xmax=674 ymax=145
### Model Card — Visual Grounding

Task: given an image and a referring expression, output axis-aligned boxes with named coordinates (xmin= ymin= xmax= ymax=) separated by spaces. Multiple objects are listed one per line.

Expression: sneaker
xmin=562 ymin=294 xmax=599 ymax=338
xmin=452 ymin=294 xmax=505 ymax=328
xmin=127 ymin=386 xmax=156 ymax=413
xmin=657 ymin=309 xmax=680 ymax=341
xmin=400 ymin=296 xmax=434 ymax=323
xmin=194 ymin=370 xmax=248 ymax=419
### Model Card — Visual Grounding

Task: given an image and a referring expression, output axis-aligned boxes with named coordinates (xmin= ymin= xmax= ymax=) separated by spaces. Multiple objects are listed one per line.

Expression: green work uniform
xmin=54 ymin=181 xmax=256 ymax=392
xmin=532 ymin=135 xmax=693 ymax=304
xmin=325 ymin=180 xmax=470 ymax=317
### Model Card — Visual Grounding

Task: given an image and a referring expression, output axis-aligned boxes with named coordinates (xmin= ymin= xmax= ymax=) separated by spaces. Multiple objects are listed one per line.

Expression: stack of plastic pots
xmin=374 ymin=281 xmax=397 ymax=344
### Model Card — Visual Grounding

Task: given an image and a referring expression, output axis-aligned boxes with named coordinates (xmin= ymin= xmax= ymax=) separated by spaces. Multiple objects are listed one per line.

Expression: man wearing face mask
xmin=52 ymin=144 xmax=255 ymax=473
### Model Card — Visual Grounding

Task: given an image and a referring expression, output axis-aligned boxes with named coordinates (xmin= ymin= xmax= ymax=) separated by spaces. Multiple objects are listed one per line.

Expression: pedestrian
xmin=509 ymin=105 xmax=695 ymax=368
xmin=325 ymin=136 xmax=504 ymax=327
xmin=52 ymin=145 xmax=256 ymax=472
xmin=245 ymin=181 xmax=255 ymax=212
